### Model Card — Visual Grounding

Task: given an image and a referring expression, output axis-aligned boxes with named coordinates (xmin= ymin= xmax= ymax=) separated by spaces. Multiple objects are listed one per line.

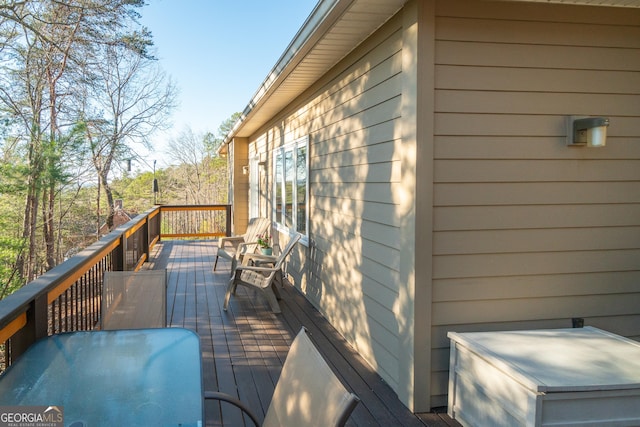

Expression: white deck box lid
xmin=448 ymin=326 xmax=640 ymax=393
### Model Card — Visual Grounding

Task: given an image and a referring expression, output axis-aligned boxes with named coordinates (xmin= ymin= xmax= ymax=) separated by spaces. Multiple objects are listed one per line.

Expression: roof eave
xmin=220 ymin=0 xmax=640 ymax=151
xmin=223 ymin=0 xmax=349 ymax=145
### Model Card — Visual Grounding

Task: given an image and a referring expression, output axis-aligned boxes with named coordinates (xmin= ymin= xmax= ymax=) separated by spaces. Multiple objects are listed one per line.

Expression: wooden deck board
xmin=150 ymin=240 xmax=460 ymax=427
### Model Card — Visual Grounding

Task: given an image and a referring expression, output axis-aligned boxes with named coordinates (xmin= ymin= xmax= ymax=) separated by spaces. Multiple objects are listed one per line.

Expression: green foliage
xmin=206 ymin=112 xmax=241 ymax=155
xmin=0 ymin=236 xmax=23 ymax=299
xmin=0 ymin=188 xmax=24 ymax=297
xmin=111 ymin=155 xmax=228 ymax=208
xmin=0 ymin=160 xmax=28 ymax=194
xmin=112 ymin=170 xmax=157 ymax=212
xmin=118 ymin=27 xmax=155 ymax=59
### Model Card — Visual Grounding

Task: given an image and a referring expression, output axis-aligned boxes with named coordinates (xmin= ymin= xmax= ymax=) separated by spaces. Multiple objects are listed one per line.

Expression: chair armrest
xmin=235 ymin=264 xmax=278 ymax=274
xmin=204 ymin=391 xmax=259 ymax=427
xmin=237 ymin=241 xmax=259 ymax=251
xmin=219 ymin=236 xmax=245 ymax=249
xmin=244 ymin=253 xmax=278 ymax=266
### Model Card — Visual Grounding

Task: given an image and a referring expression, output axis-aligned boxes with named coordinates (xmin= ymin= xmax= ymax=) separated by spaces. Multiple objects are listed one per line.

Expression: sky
xmin=136 ymin=0 xmax=319 ymax=170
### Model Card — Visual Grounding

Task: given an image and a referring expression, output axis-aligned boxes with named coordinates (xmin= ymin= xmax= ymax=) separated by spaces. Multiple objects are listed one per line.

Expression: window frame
xmin=248 ymin=155 xmax=260 ymax=219
xmin=272 ymin=135 xmax=309 ymax=245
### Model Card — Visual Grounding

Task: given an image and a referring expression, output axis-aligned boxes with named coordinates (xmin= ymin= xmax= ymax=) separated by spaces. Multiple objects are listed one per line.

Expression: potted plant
xmin=257 ymin=233 xmax=272 ymax=255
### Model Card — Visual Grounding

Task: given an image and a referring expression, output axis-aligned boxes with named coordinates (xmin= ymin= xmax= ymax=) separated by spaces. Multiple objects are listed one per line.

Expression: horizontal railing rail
xmin=0 ymin=204 xmax=230 ymax=369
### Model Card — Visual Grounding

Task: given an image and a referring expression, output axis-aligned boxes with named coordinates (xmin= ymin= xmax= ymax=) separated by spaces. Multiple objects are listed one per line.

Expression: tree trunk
xmin=101 ymin=171 xmax=115 ymax=230
xmin=18 ymin=177 xmax=40 ymax=283
xmin=42 ymin=184 xmax=56 ymax=271
xmin=17 ymin=127 xmax=44 ymax=283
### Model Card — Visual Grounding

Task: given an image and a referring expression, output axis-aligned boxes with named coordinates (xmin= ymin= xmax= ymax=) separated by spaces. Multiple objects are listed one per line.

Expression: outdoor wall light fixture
xmin=242 ymin=165 xmax=249 ymax=175
xmin=567 ymin=116 xmax=609 ymax=147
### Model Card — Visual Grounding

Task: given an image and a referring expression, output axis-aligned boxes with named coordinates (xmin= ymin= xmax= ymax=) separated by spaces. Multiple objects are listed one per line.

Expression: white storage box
xmin=448 ymin=327 xmax=640 ymax=427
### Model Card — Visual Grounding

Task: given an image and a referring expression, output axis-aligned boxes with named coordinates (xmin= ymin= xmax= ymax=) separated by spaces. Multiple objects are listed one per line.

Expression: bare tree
xmin=166 ymin=127 xmax=209 ymax=205
xmin=81 ymin=43 xmax=177 ymax=230
xmin=166 ymin=125 xmax=229 ymax=205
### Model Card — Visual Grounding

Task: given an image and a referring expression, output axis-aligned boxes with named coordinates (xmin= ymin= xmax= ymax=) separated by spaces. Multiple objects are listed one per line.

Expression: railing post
xmin=226 ymin=205 xmax=232 ymax=237
xmin=158 ymin=208 xmax=162 ymax=242
xmin=10 ymin=293 xmax=48 ymax=360
xmin=112 ymin=234 xmax=125 ymax=272
xmin=142 ymin=217 xmax=150 ymax=264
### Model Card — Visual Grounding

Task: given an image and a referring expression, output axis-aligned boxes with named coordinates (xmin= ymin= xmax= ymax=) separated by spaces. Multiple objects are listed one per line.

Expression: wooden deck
xmin=147 ymin=240 xmax=459 ymax=427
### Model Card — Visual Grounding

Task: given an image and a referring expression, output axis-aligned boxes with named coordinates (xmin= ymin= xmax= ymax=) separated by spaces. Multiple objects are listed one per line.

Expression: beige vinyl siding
xmin=430 ymin=0 xmax=640 ymax=407
xmin=307 ymin=23 xmax=404 ymax=389
xmin=229 ymin=138 xmax=250 ymax=234
xmin=249 ymin=15 xmax=406 ymax=390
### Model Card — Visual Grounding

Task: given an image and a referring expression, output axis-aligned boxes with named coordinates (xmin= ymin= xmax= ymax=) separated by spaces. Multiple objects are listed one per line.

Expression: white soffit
xmin=227 ymin=0 xmax=406 ymax=140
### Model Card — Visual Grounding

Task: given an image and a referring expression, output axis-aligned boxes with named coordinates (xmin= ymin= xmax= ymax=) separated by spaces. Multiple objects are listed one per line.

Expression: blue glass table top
xmin=0 ymin=328 xmax=203 ymax=427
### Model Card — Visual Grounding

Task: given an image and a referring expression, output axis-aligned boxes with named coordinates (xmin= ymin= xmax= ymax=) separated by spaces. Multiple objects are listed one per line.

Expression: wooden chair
xmin=223 ymin=233 xmax=301 ymax=313
xmin=205 ymin=327 xmax=360 ymax=427
xmin=213 ymin=217 xmax=270 ymax=271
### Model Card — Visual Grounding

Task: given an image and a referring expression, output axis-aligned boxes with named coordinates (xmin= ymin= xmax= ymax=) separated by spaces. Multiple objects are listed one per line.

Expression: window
xmin=273 ymin=135 xmax=309 ymax=240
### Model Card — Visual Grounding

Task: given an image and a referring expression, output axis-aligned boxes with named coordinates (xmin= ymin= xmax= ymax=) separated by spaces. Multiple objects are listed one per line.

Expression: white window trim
xmin=272 ymin=135 xmax=309 ymax=245
xmin=249 ymin=155 xmax=259 ymax=219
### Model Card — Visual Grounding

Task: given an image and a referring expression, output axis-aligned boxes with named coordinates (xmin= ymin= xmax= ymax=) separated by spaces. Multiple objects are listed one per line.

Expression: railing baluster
xmin=72 ymin=282 xmax=77 ymax=331
xmin=91 ymin=265 xmax=96 ymax=327
xmin=80 ymin=275 xmax=85 ymax=331
xmin=63 ymin=289 xmax=69 ymax=332
xmin=55 ymin=299 xmax=60 ymax=334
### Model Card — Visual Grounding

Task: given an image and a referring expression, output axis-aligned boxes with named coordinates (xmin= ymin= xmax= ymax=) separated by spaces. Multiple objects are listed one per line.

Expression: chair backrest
xmin=240 ymin=217 xmax=271 ymax=256
xmin=102 ymin=270 xmax=167 ymax=330
xmin=244 ymin=217 xmax=270 ymax=242
xmin=263 ymin=327 xmax=359 ymax=427
xmin=273 ymin=233 xmax=301 ymax=271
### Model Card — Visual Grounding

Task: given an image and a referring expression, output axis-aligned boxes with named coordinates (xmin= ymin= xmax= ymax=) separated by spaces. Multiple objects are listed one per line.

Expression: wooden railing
xmin=159 ymin=205 xmax=231 ymax=239
xmin=0 ymin=204 xmax=231 ymax=369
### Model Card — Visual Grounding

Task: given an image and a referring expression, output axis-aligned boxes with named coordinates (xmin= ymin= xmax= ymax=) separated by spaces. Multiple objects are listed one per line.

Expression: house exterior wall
xmin=230 ymin=137 xmax=250 ymax=234
xmin=429 ymin=0 xmax=640 ymax=407
xmin=237 ymin=0 xmax=640 ymax=412
xmin=245 ymin=8 xmax=422 ymax=408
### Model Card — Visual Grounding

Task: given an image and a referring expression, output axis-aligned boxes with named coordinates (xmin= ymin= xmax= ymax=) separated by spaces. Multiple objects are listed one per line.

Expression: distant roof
xmin=223 ymin=0 xmax=640 ymax=147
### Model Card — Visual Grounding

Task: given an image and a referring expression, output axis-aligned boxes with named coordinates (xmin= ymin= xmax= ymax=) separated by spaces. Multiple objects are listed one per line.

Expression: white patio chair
xmin=223 ymin=233 xmax=301 ymax=313
xmin=204 ymin=327 xmax=360 ymax=427
xmin=213 ymin=217 xmax=270 ymax=271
